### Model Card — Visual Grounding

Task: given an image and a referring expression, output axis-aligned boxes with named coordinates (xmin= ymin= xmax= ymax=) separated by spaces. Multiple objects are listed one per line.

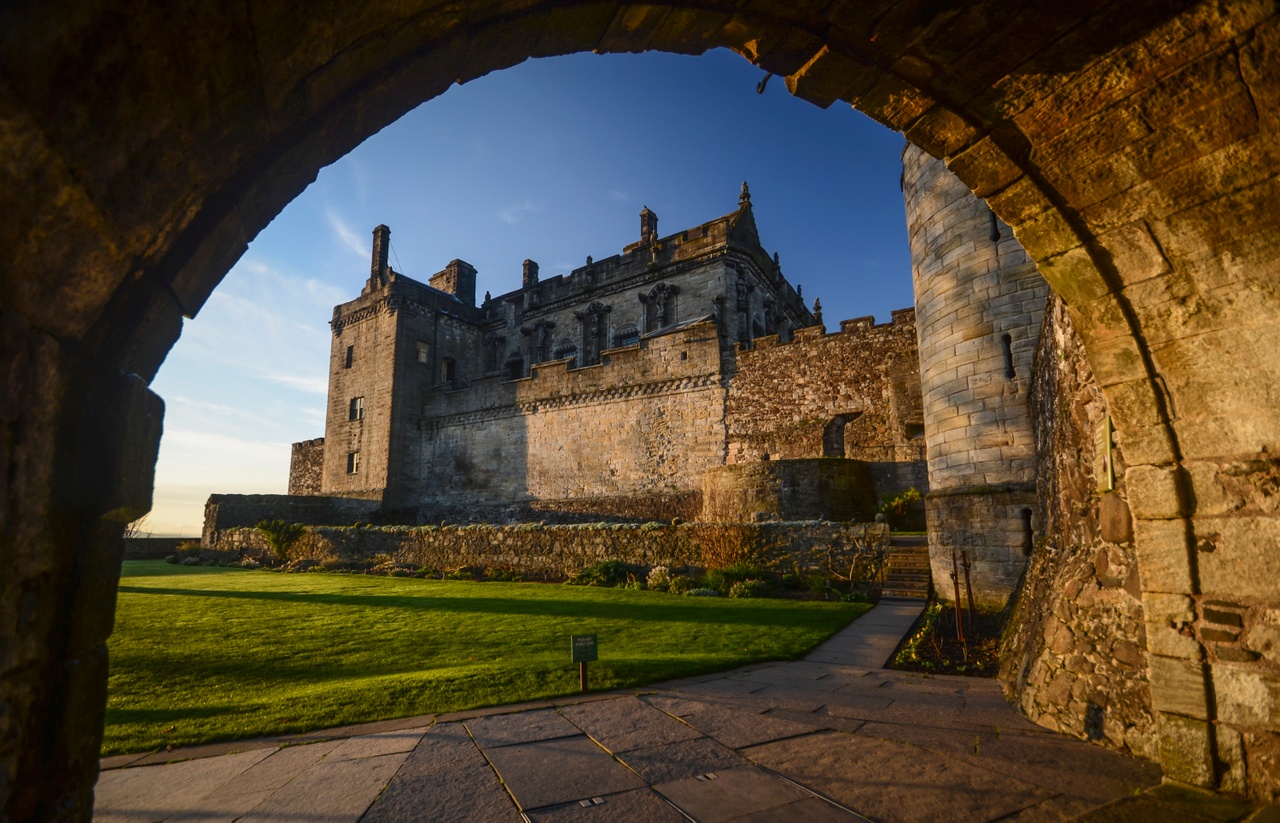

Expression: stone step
xmin=882 ymin=588 xmax=929 ymax=600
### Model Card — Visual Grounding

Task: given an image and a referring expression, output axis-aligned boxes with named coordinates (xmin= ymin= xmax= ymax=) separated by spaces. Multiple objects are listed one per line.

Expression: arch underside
xmin=2 ymin=1 xmax=1279 ymax=816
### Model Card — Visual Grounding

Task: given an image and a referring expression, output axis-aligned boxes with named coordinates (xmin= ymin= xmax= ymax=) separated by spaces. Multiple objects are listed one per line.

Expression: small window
xmin=441 ymin=357 xmax=457 ymax=387
xmin=349 ymin=396 xmax=364 ymax=421
xmin=347 ymin=451 xmax=360 ymax=474
xmin=613 ymin=326 xmax=640 ymax=348
xmin=416 ymin=341 xmax=429 ymax=364
xmin=344 ymin=345 xmax=354 ymax=369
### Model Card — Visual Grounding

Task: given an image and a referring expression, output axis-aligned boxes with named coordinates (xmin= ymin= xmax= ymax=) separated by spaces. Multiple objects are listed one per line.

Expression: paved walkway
xmin=95 ymin=600 xmax=1268 ymax=822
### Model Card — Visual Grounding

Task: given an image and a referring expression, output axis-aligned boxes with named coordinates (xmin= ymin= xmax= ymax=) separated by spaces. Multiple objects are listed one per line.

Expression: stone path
xmin=97 ymin=600 xmax=1270 ymax=822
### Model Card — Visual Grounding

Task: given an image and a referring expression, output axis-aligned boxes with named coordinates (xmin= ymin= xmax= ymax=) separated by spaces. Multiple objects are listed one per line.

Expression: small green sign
xmin=571 ymin=634 xmax=598 ymax=663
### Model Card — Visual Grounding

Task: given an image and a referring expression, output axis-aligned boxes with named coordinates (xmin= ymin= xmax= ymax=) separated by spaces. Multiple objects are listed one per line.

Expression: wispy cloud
xmin=609 ymin=190 xmax=629 ymax=203
xmin=498 ymin=198 xmax=545 ymax=225
xmin=263 ymin=374 xmax=329 ymax=394
xmin=325 ymin=206 xmax=368 ymax=257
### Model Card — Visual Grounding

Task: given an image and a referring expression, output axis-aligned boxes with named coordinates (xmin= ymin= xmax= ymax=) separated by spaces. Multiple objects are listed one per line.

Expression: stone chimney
xmin=428 ymin=259 xmax=478 ymax=306
xmin=523 ymin=259 xmax=539 ymax=289
xmin=369 ymin=224 xmax=390 ymax=287
xmin=640 ymin=207 xmax=658 ymax=246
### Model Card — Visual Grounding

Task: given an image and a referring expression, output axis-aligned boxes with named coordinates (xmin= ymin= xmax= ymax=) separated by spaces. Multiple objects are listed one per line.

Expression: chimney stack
xmin=370 ymin=224 xmax=391 ymax=286
xmin=640 ymin=207 xmax=658 ymax=246
xmin=523 ymin=259 xmax=540 ymax=289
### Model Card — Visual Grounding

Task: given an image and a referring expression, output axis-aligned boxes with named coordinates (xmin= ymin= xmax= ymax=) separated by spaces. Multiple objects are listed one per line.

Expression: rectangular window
xmin=344 ymin=345 xmax=354 ymax=369
xmin=416 ymin=341 xmax=429 ymax=364
xmin=349 ymin=396 xmax=364 ymax=421
xmin=346 ymin=451 xmax=360 ymax=474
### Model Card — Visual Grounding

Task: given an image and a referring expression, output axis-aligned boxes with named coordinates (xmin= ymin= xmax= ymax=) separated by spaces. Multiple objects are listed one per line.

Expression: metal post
xmin=580 ymin=661 xmax=588 ymax=694
xmin=962 ymin=551 xmax=976 ymax=631
xmin=950 ymin=549 xmax=965 ymax=643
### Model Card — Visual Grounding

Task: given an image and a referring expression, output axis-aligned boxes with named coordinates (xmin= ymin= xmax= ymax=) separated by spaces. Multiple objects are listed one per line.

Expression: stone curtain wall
xmin=701 ymin=460 xmax=878 ymax=522
xmin=418 ymin=320 xmax=726 ymax=505
xmin=210 ymin=521 xmax=890 ymax=582
xmin=288 ymin=438 xmax=324 ymax=496
xmin=903 ymin=144 xmax=1049 ymax=608
xmin=1002 ymin=293 xmax=1157 ymax=761
xmin=724 ymin=311 xmax=926 ymax=500
xmin=202 ymin=494 xmax=382 ymax=547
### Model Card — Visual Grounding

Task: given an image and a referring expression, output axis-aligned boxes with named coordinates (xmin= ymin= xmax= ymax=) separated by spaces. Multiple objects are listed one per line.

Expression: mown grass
xmin=105 ymin=561 xmax=869 ymax=755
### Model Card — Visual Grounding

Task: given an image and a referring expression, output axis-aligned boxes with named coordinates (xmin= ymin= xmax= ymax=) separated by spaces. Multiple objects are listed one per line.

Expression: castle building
xmin=276 ymin=186 xmax=927 ymax=523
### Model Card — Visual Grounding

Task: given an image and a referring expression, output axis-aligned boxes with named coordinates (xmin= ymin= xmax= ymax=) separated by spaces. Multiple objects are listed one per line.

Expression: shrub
xmin=780 ymin=571 xmax=804 ymax=590
xmin=684 ymin=588 xmax=722 ymax=597
xmin=180 ymin=557 xmax=202 ymax=566
xmin=174 ymin=542 xmax=202 ymax=560
xmin=842 ymin=591 xmax=873 ymax=604
xmin=623 ymin=580 xmax=647 ymax=591
xmin=729 ymin=579 xmax=772 ymax=599
xmin=240 ymin=557 xmax=261 ymax=569
xmin=808 ymin=575 xmax=835 ymax=598
xmin=877 ymin=487 xmax=924 ymax=529
xmin=646 ymin=565 xmax=671 ymax=592
xmin=567 ymin=560 xmax=640 ymax=587
xmin=164 ymin=555 xmax=179 ymax=564
xmin=668 ymin=575 xmax=697 ymax=594
xmin=444 ymin=568 xmax=474 ymax=581
xmin=255 ymin=520 xmax=307 ymax=562
xmin=484 ymin=564 xmax=523 ymax=582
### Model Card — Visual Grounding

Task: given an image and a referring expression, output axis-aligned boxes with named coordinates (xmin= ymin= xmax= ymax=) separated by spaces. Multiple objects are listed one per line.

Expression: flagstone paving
xmin=96 ymin=600 xmax=1278 ymax=822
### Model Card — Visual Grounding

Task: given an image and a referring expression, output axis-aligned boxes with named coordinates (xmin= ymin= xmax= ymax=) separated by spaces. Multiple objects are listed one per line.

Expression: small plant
xmin=684 ymin=588 xmax=722 ymax=597
xmin=668 ymin=575 xmax=697 ymax=595
xmin=180 ymin=557 xmax=202 ymax=566
xmin=567 ymin=560 xmax=640 ymax=587
xmin=780 ymin=571 xmax=803 ymax=590
xmin=729 ymin=579 xmax=772 ymax=599
xmin=646 ymin=565 xmax=671 ymax=592
xmin=623 ymin=579 xmax=647 ymax=591
xmin=842 ymin=591 xmax=873 ymax=603
xmin=444 ymin=567 xmax=474 ymax=581
xmin=255 ymin=520 xmax=307 ymax=562
xmin=240 ymin=557 xmax=261 ymax=569
xmin=174 ymin=542 xmax=202 ymax=560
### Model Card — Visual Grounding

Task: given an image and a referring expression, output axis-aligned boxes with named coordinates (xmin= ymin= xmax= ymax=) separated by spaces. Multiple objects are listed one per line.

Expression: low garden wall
xmin=209 ymin=521 xmax=889 ymax=582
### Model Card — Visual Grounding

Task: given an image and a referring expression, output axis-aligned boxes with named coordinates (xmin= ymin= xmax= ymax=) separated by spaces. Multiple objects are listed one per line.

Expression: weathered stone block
xmin=1213 ymin=663 xmax=1280 ymax=729
xmin=1126 ymin=465 xmax=1185 ymax=520
xmin=1149 ymin=656 xmax=1210 ymax=720
xmin=1158 ymin=713 xmax=1216 ymax=788
xmin=1134 ymin=518 xmax=1194 ymax=593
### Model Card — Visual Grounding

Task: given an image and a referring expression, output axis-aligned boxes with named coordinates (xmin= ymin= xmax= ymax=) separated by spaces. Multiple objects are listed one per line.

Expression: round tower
xmin=902 ymin=143 xmax=1050 ymax=608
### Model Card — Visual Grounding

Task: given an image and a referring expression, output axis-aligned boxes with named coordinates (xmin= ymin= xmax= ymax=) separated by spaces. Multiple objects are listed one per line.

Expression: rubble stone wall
xmin=209 ymin=520 xmax=890 ymax=582
xmin=287 ymin=438 xmax=325 ymax=496
xmin=1002 ymin=293 xmax=1157 ymax=761
xmin=725 ymin=311 xmax=926 ymax=502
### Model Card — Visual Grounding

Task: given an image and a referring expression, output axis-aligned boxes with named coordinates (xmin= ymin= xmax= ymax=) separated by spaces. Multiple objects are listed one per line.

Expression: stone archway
xmin=3 ymin=2 xmax=1278 ymax=817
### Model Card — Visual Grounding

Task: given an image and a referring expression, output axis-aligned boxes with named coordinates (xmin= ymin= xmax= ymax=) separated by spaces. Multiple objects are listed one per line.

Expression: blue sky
xmin=147 ymin=49 xmax=914 ymax=535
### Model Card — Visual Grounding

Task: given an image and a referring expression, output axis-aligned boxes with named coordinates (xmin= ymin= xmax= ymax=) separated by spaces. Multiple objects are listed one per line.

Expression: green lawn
xmin=105 ymin=561 xmax=869 ymax=755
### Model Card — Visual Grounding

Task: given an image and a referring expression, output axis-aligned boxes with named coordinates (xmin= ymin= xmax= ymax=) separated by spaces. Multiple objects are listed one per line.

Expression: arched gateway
xmin=2 ymin=2 xmax=1278 ymax=816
